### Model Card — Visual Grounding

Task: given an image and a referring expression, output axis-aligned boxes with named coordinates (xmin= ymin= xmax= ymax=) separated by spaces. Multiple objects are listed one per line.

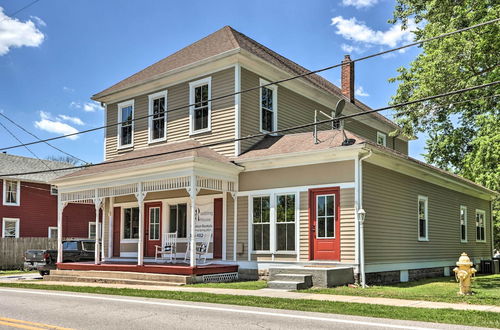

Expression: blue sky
xmin=0 ymin=0 xmax=426 ymax=165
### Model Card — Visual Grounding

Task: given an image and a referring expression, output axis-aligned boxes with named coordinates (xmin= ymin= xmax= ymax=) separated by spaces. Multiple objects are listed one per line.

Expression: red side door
xmin=144 ymin=202 xmax=162 ymax=257
xmin=113 ymin=207 xmax=121 ymax=257
xmin=309 ymin=187 xmax=341 ymax=261
xmin=213 ymin=198 xmax=223 ymax=259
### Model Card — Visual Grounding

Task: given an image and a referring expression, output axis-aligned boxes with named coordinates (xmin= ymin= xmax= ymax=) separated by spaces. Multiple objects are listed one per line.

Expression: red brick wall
xmin=0 ymin=179 xmax=95 ymax=238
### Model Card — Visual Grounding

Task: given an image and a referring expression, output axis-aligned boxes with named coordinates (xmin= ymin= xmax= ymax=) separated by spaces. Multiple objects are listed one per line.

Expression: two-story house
xmin=53 ymin=26 xmax=495 ymax=285
xmin=0 ymin=153 xmax=96 ymax=239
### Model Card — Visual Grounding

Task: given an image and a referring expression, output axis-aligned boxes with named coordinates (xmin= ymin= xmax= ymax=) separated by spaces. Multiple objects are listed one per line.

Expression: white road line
xmin=0 ymin=288 xmax=435 ymax=330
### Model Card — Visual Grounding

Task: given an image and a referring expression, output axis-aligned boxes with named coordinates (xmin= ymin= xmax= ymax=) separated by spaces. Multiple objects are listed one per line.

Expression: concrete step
xmin=271 ymin=273 xmax=313 ymax=287
xmin=49 ymin=270 xmax=191 ymax=284
xmin=267 ymin=280 xmax=310 ymax=290
xmin=44 ymin=274 xmax=185 ymax=286
xmin=269 ymin=266 xmax=354 ymax=288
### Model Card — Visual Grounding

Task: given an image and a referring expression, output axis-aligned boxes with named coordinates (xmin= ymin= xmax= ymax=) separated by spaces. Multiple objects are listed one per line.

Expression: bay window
xmin=189 ymin=77 xmax=211 ymax=134
xmin=118 ymin=100 xmax=134 ymax=148
xmin=148 ymin=91 xmax=167 ymax=143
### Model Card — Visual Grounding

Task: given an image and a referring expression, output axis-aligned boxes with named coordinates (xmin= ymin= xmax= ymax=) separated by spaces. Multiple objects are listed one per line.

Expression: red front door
xmin=144 ymin=202 xmax=162 ymax=257
xmin=309 ymin=187 xmax=340 ymax=261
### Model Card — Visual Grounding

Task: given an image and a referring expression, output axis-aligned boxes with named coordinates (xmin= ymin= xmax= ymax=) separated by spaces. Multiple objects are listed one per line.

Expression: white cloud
xmin=34 ymin=111 xmax=79 ymax=140
xmin=70 ymin=101 xmax=103 ymax=112
xmin=331 ymin=16 xmax=416 ymax=48
xmin=62 ymin=86 xmax=75 ymax=93
xmin=355 ymin=86 xmax=369 ymax=97
xmin=58 ymin=114 xmax=84 ymax=126
xmin=0 ymin=7 xmax=45 ymax=55
xmin=342 ymin=0 xmax=378 ymax=9
xmin=340 ymin=43 xmax=363 ymax=54
xmin=30 ymin=16 xmax=46 ymax=27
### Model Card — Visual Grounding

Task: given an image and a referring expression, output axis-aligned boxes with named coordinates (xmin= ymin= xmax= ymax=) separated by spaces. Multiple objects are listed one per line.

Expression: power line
xmin=0 ymin=118 xmax=56 ymax=174
xmin=1 ymin=80 xmax=497 ymax=178
xmin=0 ymin=112 xmax=88 ymax=165
xmin=1 ymin=18 xmax=498 ymax=152
xmin=0 ymin=0 xmax=41 ymax=23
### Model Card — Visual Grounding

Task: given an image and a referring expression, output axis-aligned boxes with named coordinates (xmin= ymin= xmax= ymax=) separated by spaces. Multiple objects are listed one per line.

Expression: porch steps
xmin=44 ymin=270 xmax=193 ymax=286
xmin=268 ymin=266 xmax=355 ymax=288
xmin=267 ymin=273 xmax=313 ymax=290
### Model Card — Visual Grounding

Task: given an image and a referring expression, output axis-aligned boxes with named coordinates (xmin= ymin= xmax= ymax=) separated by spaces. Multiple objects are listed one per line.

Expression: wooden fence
xmin=0 ymin=238 xmax=57 ymax=270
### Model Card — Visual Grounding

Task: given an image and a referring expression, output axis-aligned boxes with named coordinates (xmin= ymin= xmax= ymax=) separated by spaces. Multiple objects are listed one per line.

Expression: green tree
xmin=389 ymin=0 xmax=500 ymax=249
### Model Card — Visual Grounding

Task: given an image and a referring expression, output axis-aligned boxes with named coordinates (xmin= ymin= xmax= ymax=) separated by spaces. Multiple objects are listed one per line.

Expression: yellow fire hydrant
xmin=453 ymin=252 xmax=477 ymax=295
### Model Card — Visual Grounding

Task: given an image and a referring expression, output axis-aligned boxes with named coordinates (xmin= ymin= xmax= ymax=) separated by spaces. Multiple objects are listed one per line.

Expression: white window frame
xmin=475 ymin=209 xmax=486 ymax=243
xmin=259 ymin=78 xmax=278 ymax=134
xmin=88 ymin=221 xmax=102 ymax=240
xmin=249 ymin=191 xmax=299 ymax=254
xmin=2 ymin=218 xmax=20 ymax=238
xmin=377 ymin=132 xmax=387 ymax=147
xmin=148 ymin=90 xmax=168 ymax=144
xmin=121 ymin=206 xmax=140 ymax=242
xmin=117 ymin=99 xmax=135 ymax=149
xmin=189 ymin=77 xmax=212 ymax=135
xmin=3 ymin=179 xmax=20 ymax=206
xmin=50 ymin=185 xmax=58 ymax=196
xmin=460 ymin=205 xmax=467 ymax=243
xmin=48 ymin=226 xmax=58 ymax=238
xmin=417 ymin=195 xmax=429 ymax=241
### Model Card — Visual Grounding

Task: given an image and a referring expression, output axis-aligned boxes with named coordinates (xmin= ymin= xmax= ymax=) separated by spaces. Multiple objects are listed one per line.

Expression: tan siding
xmin=239 ymin=160 xmax=354 ymax=191
xmin=299 ymin=191 xmax=309 ymax=260
xmin=239 ymin=68 xmax=407 ymax=154
xmin=226 ymin=192 xmax=234 ymax=261
xmin=363 ymin=162 xmax=492 ymax=265
xmin=236 ymin=196 xmax=248 ymax=260
xmin=105 ymin=68 xmax=235 ymax=159
xmin=340 ymin=188 xmax=356 ymax=263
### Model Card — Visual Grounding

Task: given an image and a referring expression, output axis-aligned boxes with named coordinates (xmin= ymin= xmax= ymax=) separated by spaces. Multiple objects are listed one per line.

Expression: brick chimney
xmin=341 ymin=55 xmax=354 ymax=103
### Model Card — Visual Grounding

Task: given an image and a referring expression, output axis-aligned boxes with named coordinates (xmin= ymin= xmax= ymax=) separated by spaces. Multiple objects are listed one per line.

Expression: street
xmin=0 ymin=288 xmax=488 ymax=330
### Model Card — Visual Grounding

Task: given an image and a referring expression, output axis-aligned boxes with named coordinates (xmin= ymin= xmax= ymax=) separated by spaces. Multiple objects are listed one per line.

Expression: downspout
xmin=358 ymin=149 xmax=372 ymax=288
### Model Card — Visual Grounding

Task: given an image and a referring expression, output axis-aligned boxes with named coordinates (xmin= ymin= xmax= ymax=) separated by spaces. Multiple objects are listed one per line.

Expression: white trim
xmin=120 ymin=252 xmax=138 ymax=258
xmin=475 ymin=209 xmax=486 ymax=243
xmin=103 ymin=103 xmax=108 ymax=160
xmin=117 ymin=99 xmax=135 ymax=149
xmin=48 ymin=226 xmax=58 ymax=238
xmin=237 ymin=182 xmax=355 ymax=196
xmin=460 ymin=205 xmax=467 ymax=243
xmin=417 ymin=195 xmax=429 ymax=242
xmin=88 ymin=221 xmax=102 ymax=240
xmin=365 ymin=259 xmax=462 ymax=273
xmin=2 ymin=179 xmax=20 ymax=206
xmin=148 ymin=90 xmax=168 ymax=144
xmin=2 ymin=218 xmax=20 ymax=238
xmin=121 ymin=204 xmax=140 ymax=242
xmin=259 ymin=78 xmax=278 ymax=134
xmin=376 ymin=131 xmax=387 ymax=147
xmin=234 ymin=64 xmax=241 ymax=156
xmin=189 ymin=77 xmax=212 ymax=135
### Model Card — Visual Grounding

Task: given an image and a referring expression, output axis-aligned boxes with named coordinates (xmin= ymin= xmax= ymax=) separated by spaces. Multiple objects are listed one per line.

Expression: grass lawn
xmin=302 ymin=274 xmax=500 ymax=306
xmin=0 ymin=282 xmax=498 ymax=328
xmin=0 ymin=270 xmax=36 ymax=276
xmin=186 ymin=280 xmax=267 ymax=290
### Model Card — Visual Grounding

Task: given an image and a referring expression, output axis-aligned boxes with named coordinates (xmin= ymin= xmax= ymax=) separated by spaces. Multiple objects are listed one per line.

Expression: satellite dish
xmin=334 ymin=99 xmax=346 ymax=118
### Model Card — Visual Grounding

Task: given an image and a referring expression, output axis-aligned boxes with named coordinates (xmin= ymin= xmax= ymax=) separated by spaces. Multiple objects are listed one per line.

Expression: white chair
xmin=155 ymin=232 xmax=177 ymax=263
xmin=184 ymin=231 xmax=212 ymax=264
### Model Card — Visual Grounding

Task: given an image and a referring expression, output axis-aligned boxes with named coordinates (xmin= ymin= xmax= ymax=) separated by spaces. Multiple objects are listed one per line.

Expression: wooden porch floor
xmin=57 ymin=261 xmax=238 ymax=276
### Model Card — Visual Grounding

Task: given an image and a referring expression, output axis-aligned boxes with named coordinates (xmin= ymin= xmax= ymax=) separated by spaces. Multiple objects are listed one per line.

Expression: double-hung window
xmin=3 ymin=180 xmax=20 ymax=206
xmin=252 ymin=196 xmax=271 ymax=251
xmin=377 ymin=132 xmax=387 ymax=147
xmin=417 ymin=196 xmax=428 ymax=241
xmin=276 ymin=194 xmax=296 ymax=251
xmin=475 ymin=209 xmax=486 ymax=242
xmin=123 ymin=207 xmax=139 ymax=240
xmin=460 ymin=205 xmax=467 ymax=243
xmin=189 ymin=77 xmax=211 ymax=134
xmin=260 ymin=78 xmax=277 ymax=133
xmin=48 ymin=226 xmax=58 ymax=239
xmin=148 ymin=91 xmax=167 ymax=143
xmin=118 ymin=100 xmax=134 ymax=148
xmin=2 ymin=218 xmax=19 ymax=238
xmin=89 ymin=222 xmax=102 ymax=240
xmin=169 ymin=204 xmax=187 ymax=238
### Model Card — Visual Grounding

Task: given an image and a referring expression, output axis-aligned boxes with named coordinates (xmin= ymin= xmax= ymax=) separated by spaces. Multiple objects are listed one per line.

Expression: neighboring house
xmin=53 ymin=26 xmax=495 ymax=284
xmin=0 ymin=153 xmax=96 ymax=239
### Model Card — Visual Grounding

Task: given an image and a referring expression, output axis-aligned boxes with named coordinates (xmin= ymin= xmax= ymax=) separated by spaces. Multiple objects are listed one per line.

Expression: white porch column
xmin=188 ymin=175 xmax=198 ymax=267
xmin=222 ymin=190 xmax=227 ymax=260
xmin=135 ymin=183 xmax=146 ymax=266
xmin=56 ymin=198 xmax=68 ymax=264
xmin=93 ymin=190 xmax=103 ymax=265
xmin=231 ymin=191 xmax=238 ymax=262
xmin=107 ymin=197 xmax=114 ymax=259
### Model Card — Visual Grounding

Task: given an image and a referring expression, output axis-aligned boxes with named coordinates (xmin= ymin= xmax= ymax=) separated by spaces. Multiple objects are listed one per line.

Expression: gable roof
xmin=92 ymin=26 xmax=398 ymax=129
xmin=0 ymin=153 xmax=76 ymax=183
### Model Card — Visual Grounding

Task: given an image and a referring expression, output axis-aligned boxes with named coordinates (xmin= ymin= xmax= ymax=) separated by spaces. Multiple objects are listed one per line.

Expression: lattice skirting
xmin=202 ymin=272 xmax=239 ymax=283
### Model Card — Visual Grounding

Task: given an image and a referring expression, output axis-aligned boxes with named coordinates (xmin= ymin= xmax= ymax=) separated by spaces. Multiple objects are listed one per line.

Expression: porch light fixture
xmin=358 ymin=208 xmax=366 ymax=223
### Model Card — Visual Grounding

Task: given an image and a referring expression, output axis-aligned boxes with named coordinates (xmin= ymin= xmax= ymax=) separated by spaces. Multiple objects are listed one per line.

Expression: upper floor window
xmin=50 ymin=185 xmax=58 ymax=196
xmin=460 ymin=205 xmax=467 ymax=243
xmin=148 ymin=91 xmax=167 ymax=143
xmin=189 ymin=77 xmax=211 ymax=135
xmin=417 ymin=195 xmax=428 ymax=241
xmin=2 ymin=218 xmax=19 ymax=238
xmin=3 ymin=180 xmax=20 ymax=206
xmin=118 ymin=100 xmax=134 ymax=148
xmin=260 ymin=78 xmax=277 ymax=133
xmin=475 ymin=209 xmax=486 ymax=242
xmin=377 ymin=132 xmax=387 ymax=147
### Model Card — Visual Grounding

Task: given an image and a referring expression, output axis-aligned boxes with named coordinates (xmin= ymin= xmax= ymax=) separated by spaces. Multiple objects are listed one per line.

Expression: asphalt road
xmin=0 ymin=288 xmax=488 ymax=330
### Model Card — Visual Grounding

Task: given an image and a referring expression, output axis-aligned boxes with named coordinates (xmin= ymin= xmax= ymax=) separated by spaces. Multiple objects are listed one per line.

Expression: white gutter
xmin=358 ymin=149 xmax=372 ymax=288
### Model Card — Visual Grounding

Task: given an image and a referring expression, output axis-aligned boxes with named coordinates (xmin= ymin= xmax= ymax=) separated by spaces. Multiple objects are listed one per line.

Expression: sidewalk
xmin=17 ymin=280 xmax=500 ymax=313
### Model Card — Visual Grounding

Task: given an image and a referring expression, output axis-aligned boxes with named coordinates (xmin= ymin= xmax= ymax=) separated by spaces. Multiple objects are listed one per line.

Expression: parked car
xmin=24 ymin=239 xmax=96 ymax=276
